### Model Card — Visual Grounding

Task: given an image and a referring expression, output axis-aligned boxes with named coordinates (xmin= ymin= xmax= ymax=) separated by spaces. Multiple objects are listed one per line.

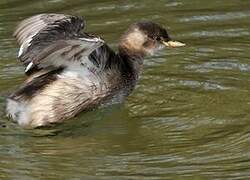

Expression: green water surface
xmin=0 ymin=0 xmax=250 ymax=179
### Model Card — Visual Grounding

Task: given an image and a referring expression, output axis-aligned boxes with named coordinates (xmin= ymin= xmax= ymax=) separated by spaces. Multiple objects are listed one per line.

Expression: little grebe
xmin=6 ymin=14 xmax=185 ymax=128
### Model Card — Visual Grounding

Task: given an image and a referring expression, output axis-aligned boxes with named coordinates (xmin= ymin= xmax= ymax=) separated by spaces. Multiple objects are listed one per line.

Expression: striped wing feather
xmin=13 ymin=14 xmax=103 ymax=72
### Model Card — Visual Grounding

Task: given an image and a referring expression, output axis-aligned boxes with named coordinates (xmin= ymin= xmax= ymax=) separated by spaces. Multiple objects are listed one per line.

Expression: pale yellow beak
xmin=162 ymin=40 xmax=185 ymax=48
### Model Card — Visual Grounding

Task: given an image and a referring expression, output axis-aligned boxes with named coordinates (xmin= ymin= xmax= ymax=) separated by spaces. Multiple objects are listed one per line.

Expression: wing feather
xmin=13 ymin=13 xmax=104 ymax=73
xmin=14 ymin=14 xmax=69 ymax=46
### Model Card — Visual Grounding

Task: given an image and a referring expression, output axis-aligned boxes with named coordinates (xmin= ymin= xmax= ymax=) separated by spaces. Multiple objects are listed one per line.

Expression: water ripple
xmin=180 ymin=11 xmax=250 ymax=22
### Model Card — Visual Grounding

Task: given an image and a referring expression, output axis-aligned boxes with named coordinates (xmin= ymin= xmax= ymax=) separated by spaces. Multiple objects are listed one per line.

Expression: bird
xmin=6 ymin=13 xmax=185 ymax=128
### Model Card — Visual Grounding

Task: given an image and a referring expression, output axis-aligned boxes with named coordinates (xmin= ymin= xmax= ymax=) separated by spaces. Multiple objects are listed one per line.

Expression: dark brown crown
xmin=135 ymin=21 xmax=171 ymax=42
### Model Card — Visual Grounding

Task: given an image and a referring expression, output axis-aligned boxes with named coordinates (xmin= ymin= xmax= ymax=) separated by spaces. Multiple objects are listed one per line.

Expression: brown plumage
xmin=6 ymin=13 xmax=185 ymax=128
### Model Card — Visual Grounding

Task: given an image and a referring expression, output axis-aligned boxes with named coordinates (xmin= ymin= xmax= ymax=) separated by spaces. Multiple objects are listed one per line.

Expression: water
xmin=1 ymin=0 xmax=250 ymax=179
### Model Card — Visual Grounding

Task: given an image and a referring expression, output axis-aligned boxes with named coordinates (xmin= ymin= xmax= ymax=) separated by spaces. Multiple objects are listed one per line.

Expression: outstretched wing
xmin=14 ymin=13 xmax=104 ymax=73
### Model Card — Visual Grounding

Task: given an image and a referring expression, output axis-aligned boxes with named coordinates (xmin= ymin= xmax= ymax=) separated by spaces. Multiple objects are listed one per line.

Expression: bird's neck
xmin=118 ymin=45 xmax=145 ymax=79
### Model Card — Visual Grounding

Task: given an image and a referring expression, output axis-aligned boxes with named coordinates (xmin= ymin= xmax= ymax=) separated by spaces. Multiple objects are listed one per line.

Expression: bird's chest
xmin=64 ymin=56 xmax=101 ymax=79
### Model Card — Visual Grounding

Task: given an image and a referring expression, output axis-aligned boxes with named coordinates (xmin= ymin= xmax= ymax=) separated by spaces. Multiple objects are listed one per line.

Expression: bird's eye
xmin=156 ymin=37 xmax=161 ymax=41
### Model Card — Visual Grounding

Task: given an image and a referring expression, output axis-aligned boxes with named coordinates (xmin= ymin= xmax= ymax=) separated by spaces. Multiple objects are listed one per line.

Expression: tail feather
xmin=6 ymin=98 xmax=29 ymax=126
